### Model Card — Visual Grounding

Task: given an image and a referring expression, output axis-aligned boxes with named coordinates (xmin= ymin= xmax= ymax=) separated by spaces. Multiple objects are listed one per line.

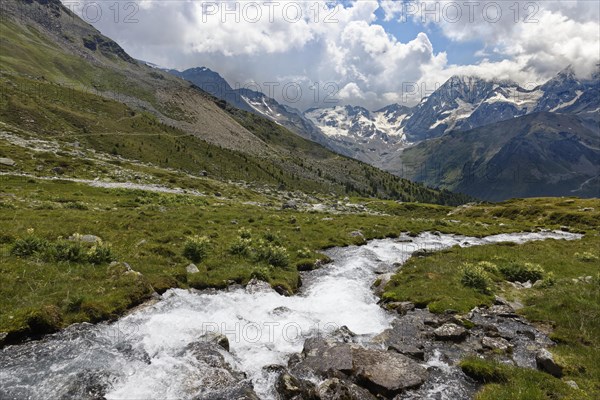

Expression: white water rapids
xmin=0 ymin=230 xmax=581 ymax=399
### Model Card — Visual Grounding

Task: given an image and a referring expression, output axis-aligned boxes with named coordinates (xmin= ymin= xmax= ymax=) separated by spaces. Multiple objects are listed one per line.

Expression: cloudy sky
xmin=63 ymin=0 xmax=600 ymax=110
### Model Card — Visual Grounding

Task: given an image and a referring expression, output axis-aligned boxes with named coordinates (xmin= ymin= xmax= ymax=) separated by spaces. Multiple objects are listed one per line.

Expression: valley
xmin=0 ymin=0 xmax=598 ymax=399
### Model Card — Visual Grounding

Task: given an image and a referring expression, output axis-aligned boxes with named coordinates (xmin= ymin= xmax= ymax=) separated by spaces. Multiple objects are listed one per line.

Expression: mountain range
xmin=170 ymin=65 xmax=599 ymax=200
xmin=0 ymin=0 xmax=467 ymax=205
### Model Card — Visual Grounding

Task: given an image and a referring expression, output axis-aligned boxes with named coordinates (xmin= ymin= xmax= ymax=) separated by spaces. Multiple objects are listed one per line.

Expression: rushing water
xmin=0 ymin=230 xmax=581 ymax=400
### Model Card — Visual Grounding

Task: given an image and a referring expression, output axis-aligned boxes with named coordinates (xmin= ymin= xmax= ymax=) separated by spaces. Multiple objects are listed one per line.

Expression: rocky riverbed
xmin=0 ymin=231 xmax=580 ymax=399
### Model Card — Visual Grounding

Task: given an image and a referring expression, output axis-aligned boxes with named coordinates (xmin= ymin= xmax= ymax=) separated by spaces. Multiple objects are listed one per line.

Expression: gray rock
xmin=349 ymin=230 xmax=364 ymax=238
xmin=69 ymin=234 xmax=102 ymax=243
xmin=185 ymin=342 xmax=255 ymax=396
xmin=282 ymin=200 xmax=298 ymax=210
xmin=565 ymin=380 xmax=579 ymax=390
xmin=488 ymin=305 xmax=518 ymax=317
xmin=275 ymin=372 xmax=317 ymax=400
xmin=0 ymin=332 xmax=7 ymax=347
xmin=351 ymin=347 xmax=428 ymax=396
xmin=295 ymin=338 xmax=354 ymax=376
xmin=536 ymin=349 xmax=563 ymax=377
xmin=434 ymin=323 xmax=468 ymax=342
xmin=482 ymin=336 xmax=512 ymax=352
xmin=0 ymin=157 xmax=16 ymax=166
xmin=318 ymin=378 xmax=377 ymax=400
xmin=186 ymin=264 xmax=200 ymax=274
xmin=199 ymin=332 xmax=230 ymax=352
xmin=386 ymin=301 xmax=415 ymax=315
xmin=387 ymin=342 xmax=425 ymax=361
xmin=372 ymin=273 xmax=393 ymax=297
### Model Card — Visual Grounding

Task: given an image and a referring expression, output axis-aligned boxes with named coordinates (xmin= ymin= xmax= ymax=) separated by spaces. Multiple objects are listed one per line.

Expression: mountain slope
xmin=0 ymin=0 xmax=470 ymax=204
xmin=392 ymin=113 xmax=600 ymax=201
xmin=170 ymin=68 xmax=340 ymax=154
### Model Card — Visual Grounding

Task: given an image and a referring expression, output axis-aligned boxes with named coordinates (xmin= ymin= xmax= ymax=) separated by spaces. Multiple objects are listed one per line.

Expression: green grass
xmin=460 ymin=357 xmax=587 ymax=399
xmin=382 ymin=202 xmax=600 ymax=397
xmin=0 ymin=174 xmax=476 ymax=341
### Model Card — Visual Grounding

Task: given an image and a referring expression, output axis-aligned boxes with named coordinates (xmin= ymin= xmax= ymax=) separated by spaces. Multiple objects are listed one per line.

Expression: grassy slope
xmin=0 ymin=1 xmax=470 ymax=205
xmin=383 ymin=198 xmax=600 ymax=398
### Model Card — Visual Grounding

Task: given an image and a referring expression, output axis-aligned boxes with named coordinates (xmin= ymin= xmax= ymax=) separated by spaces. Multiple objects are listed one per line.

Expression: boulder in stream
xmin=318 ymin=378 xmax=377 ymax=400
xmin=351 ymin=347 xmax=428 ymax=396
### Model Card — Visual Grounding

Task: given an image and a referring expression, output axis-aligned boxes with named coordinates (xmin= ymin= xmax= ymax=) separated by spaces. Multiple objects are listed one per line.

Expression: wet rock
xmin=386 ymin=302 xmax=415 ymax=315
xmin=186 ymin=264 xmax=200 ymax=274
xmin=0 ymin=157 xmax=16 ymax=166
xmin=200 ymin=332 xmax=230 ymax=352
xmin=295 ymin=338 xmax=354 ymax=376
xmin=330 ymin=325 xmax=356 ymax=343
xmin=59 ymin=370 xmax=109 ymax=400
xmin=536 ymin=349 xmax=563 ymax=377
xmin=272 ymin=306 xmax=291 ymax=316
xmin=387 ymin=343 xmax=425 ymax=361
xmin=245 ymin=278 xmax=274 ymax=294
xmin=185 ymin=342 xmax=256 ymax=396
xmin=274 ymin=285 xmax=292 ymax=296
xmin=351 ymin=347 xmax=428 ymax=396
xmin=372 ymin=273 xmax=393 ymax=297
xmin=318 ymin=378 xmax=377 ymax=400
xmin=434 ymin=323 xmax=468 ymax=342
xmin=482 ymin=336 xmax=512 ymax=352
xmin=275 ymin=372 xmax=317 ymax=400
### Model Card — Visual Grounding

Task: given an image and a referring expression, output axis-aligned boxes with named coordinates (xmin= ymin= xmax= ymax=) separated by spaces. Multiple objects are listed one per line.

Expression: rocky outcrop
xmin=287 ymin=329 xmax=428 ymax=398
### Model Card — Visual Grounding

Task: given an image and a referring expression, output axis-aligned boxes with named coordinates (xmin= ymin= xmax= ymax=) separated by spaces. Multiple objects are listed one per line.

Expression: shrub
xmin=11 ymin=236 xmax=49 ymax=257
xmin=499 ymin=262 xmax=545 ymax=283
xmin=262 ymin=230 xmax=281 ymax=244
xmin=50 ymin=240 xmax=86 ymax=263
xmin=540 ymin=272 xmax=556 ymax=288
xmin=477 ymin=261 xmax=498 ymax=274
xmin=250 ymin=266 xmax=271 ymax=282
xmin=229 ymin=237 xmax=252 ymax=256
xmin=183 ymin=236 xmax=211 ymax=263
xmin=87 ymin=243 xmax=115 ymax=264
xmin=238 ymin=227 xmax=252 ymax=239
xmin=575 ymin=252 xmax=599 ymax=262
xmin=255 ymin=243 xmax=290 ymax=268
xmin=296 ymin=247 xmax=312 ymax=259
xmin=460 ymin=263 xmax=493 ymax=294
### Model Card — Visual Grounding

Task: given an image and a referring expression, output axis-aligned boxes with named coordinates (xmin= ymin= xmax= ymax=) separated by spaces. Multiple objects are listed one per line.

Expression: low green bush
xmin=183 ymin=236 xmax=211 ymax=263
xmin=575 ymin=252 xmax=599 ymax=262
xmin=229 ymin=237 xmax=253 ymax=256
xmin=499 ymin=262 xmax=545 ymax=283
xmin=87 ymin=243 xmax=115 ymax=264
xmin=11 ymin=236 xmax=49 ymax=257
xmin=255 ymin=242 xmax=290 ymax=268
xmin=460 ymin=263 xmax=493 ymax=294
